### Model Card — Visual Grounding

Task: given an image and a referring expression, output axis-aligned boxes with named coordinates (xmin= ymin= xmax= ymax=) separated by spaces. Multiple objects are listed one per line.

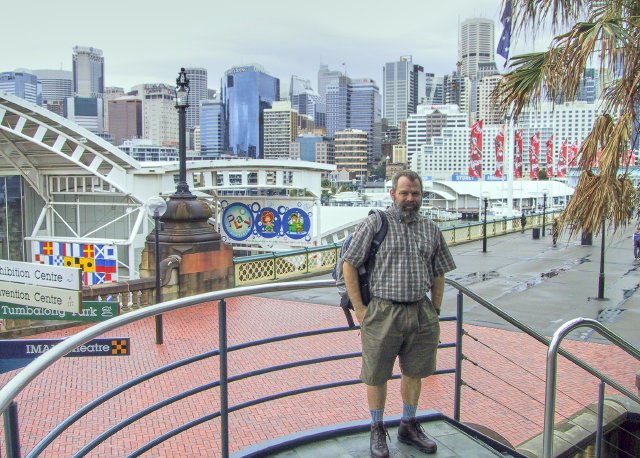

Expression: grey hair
xmin=391 ymin=170 xmax=423 ymax=193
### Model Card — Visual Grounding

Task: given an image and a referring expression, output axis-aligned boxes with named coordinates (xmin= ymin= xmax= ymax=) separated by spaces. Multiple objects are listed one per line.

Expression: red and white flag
xmin=529 ymin=132 xmax=540 ymax=180
xmin=627 ymin=149 xmax=637 ymax=166
xmin=557 ymin=138 xmax=568 ymax=177
xmin=495 ymin=127 xmax=504 ymax=178
xmin=569 ymin=140 xmax=579 ymax=166
xmin=514 ymin=129 xmax=523 ymax=178
xmin=545 ymin=135 xmax=554 ymax=177
xmin=468 ymin=120 xmax=483 ymax=178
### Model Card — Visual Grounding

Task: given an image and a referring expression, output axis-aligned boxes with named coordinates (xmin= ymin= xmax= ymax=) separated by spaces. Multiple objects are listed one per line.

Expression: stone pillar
xmin=140 ymin=194 xmax=233 ymax=301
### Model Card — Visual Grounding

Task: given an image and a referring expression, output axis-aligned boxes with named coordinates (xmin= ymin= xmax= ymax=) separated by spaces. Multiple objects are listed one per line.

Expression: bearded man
xmin=342 ymin=169 xmax=456 ymax=457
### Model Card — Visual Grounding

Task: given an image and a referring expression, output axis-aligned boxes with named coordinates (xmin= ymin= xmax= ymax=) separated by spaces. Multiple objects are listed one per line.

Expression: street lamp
xmin=482 ymin=194 xmax=489 ymax=253
xmin=541 ymin=193 xmax=547 ymax=237
xmin=147 ymin=196 xmax=167 ymax=344
xmin=175 ymin=68 xmax=191 ymax=196
xmin=598 ymin=217 xmax=606 ymax=300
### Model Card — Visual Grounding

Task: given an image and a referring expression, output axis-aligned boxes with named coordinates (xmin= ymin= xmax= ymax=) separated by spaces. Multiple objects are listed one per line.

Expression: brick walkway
xmin=0 ymin=295 xmax=637 ymax=457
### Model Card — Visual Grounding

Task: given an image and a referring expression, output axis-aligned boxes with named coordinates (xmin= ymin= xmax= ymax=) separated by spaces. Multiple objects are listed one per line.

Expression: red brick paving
xmin=0 ymin=296 xmax=637 ymax=457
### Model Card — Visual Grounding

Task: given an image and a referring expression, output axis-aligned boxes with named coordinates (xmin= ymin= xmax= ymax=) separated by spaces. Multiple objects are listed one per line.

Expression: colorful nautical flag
xmin=529 ymin=132 xmax=540 ymax=180
xmin=546 ymin=135 xmax=554 ymax=177
xmin=514 ymin=129 xmax=523 ymax=178
xmin=32 ymin=242 xmax=118 ymax=286
xmin=495 ymin=128 xmax=504 ymax=178
xmin=468 ymin=120 xmax=483 ymax=179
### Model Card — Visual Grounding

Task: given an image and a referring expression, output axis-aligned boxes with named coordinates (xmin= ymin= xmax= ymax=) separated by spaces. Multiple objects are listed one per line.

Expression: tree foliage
xmin=493 ymin=0 xmax=640 ymax=236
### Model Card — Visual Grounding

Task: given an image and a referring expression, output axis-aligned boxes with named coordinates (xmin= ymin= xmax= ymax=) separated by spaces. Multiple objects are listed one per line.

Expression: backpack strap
xmin=363 ymin=209 xmax=388 ymax=279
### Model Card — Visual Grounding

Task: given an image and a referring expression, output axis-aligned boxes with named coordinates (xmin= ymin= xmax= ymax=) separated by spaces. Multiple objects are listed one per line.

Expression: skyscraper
xmin=334 ymin=129 xmax=368 ymax=179
xmin=185 ymin=67 xmax=208 ymax=130
xmin=132 ymin=84 xmax=178 ymax=147
xmin=263 ymin=101 xmax=299 ymax=159
xmin=32 ymin=69 xmax=72 ymax=114
xmin=72 ymin=46 xmax=104 ymax=97
xmin=458 ymin=18 xmax=495 ymax=80
xmin=0 ymin=71 xmax=41 ymax=105
xmin=290 ymin=76 xmax=325 ymax=128
xmin=108 ymin=96 xmax=142 ymax=145
xmin=317 ymin=64 xmax=343 ymax=100
xmin=349 ymin=78 xmax=382 ymax=164
xmin=383 ymin=55 xmax=425 ymax=127
xmin=222 ymin=64 xmax=280 ymax=158
xmin=200 ymin=97 xmax=227 ymax=156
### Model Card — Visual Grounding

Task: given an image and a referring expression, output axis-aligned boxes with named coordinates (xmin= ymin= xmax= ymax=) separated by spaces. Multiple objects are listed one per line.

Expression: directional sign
xmin=0 ymin=301 xmax=119 ymax=322
xmin=0 ymin=338 xmax=130 ymax=374
xmin=0 ymin=281 xmax=82 ymax=313
xmin=0 ymin=260 xmax=81 ymax=291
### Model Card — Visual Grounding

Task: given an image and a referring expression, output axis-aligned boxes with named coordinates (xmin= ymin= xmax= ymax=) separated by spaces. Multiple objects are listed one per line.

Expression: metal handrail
xmin=542 ymin=318 xmax=640 ymax=458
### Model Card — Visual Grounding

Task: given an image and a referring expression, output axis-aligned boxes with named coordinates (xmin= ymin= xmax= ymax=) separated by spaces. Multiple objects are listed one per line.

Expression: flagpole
xmin=506 ymin=117 xmax=515 ymax=217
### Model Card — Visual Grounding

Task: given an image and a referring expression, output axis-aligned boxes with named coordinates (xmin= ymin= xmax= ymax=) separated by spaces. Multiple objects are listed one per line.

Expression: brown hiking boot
xmin=370 ymin=421 xmax=389 ymax=458
xmin=397 ymin=418 xmax=437 ymax=454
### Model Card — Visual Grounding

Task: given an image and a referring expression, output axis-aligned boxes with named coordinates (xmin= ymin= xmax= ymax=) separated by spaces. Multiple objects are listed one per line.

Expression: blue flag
xmin=497 ymin=0 xmax=513 ymax=65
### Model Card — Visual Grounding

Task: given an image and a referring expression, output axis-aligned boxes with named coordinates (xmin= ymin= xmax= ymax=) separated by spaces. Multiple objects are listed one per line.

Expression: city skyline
xmin=4 ymin=0 xmax=549 ymax=93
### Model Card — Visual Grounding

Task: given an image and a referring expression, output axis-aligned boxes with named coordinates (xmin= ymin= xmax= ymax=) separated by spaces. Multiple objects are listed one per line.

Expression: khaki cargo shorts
xmin=360 ymin=296 xmax=440 ymax=386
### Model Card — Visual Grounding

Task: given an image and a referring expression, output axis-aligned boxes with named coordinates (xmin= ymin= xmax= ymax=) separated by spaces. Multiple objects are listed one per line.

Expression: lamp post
xmin=598 ymin=217 xmax=606 ymax=300
xmin=542 ymin=193 xmax=547 ymax=237
xmin=175 ymin=68 xmax=191 ymax=196
xmin=482 ymin=195 xmax=489 ymax=253
xmin=146 ymin=196 xmax=167 ymax=344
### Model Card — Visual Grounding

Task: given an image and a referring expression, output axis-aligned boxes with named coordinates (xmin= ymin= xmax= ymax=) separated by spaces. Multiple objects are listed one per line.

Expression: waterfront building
xmin=407 ymin=104 xmax=468 ymax=165
xmin=334 ymin=129 xmax=368 ymax=180
xmin=185 ymin=67 xmax=208 ymax=130
xmin=200 ymin=97 xmax=227 ymax=156
xmin=222 ymin=64 xmax=280 ymax=158
xmin=72 ymin=46 xmax=104 ymax=98
xmin=32 ymin=69 xmax=72 ymax=115
xmin=0 ymin=71 xmax=41 ymax=105
xmin=108 ymin=96 xmax=142 ymax=146
xmin=263 ymin=101 xmax=299 ymax=160
xmin=290 ymin=76 xmax=325 ymax=128
xmin=458 ymin=18 xmax=495 ymax=80
xmin=383 ymin=55 xmax=425 ymax=127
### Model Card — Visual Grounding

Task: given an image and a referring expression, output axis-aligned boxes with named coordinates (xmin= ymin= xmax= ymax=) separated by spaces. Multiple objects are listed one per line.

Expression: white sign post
xmin=0 ymin=260 xmax=81 ymax=291
xmin=0 ymin=281 xmax=82 ymax=313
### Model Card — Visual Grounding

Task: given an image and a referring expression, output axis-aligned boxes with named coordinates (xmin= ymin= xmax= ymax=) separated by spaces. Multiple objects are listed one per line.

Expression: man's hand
xmin=354 ymin=304 xmax=367 ymax=325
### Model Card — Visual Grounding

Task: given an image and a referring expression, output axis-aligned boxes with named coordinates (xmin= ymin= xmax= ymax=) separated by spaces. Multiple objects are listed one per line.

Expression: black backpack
xmin=333 ymin=210 xmax=388 ymax=320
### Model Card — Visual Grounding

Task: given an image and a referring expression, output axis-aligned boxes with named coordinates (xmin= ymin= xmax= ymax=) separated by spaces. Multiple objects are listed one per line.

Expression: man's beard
xmin=396 ymin=201 xmax=421 ymax=220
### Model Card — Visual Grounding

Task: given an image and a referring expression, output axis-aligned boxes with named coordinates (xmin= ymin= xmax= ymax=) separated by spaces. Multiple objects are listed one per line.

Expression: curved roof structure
xmin=0 ymin=91 xmax=141 ymax=197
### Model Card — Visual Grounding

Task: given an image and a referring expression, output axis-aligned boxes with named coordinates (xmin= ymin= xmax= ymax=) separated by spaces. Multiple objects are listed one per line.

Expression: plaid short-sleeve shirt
xmin=342 ymin=204 xmax=456 ymax=302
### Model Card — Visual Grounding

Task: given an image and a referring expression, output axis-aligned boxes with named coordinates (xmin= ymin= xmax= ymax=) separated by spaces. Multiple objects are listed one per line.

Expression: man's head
xmin=390 ymin=170 xmax=423 ymax=217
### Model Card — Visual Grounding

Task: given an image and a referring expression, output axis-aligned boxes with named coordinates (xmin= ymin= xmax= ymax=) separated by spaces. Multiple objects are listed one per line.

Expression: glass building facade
xmin=0 ymin=176 xmax=26 ymax=261
xmin=200 ymin=98 xmax=227 ymax=156
xmin=222 ymin=65 xmax=279 ymax=158
xmin=0 ymin=72 xmax=42 ymax=105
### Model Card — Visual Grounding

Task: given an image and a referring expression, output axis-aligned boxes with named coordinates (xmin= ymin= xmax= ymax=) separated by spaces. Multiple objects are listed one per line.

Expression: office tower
xmin=134 ymin=84 xmax=178 ymax=147
xmin=443 ymin=71 xmax=472 ymax=116
xmin=317 ymin=64 xmax=343 ymax=100
xmin=263 ymin=101 xmax=299 ymax=159
xmin=576 ymin=68 xmax=599 ymax=103
xmin=334 ymin=129 xmax=368 ymax=179
xmin=185 ymin=67 xmax=208 ymax=130
xmin=424 ymin=74 xmax=444 ymax=105
xmin=349 ymin=78 xmax=382 ymax=164
xmin=325 ymin=75 xmax=350 ymax=138
xmin=200 ymin=97 xmax=227 ymax=156
xmin=72 ymin=46 xmax=104 ymax=97
xmin=102 ymin=87 xmax=125 ymax=132
xmin=108 ymin=96 xmax=142 ymax=145
xmin=64 ymin=96 xmax=104 ymax=133
xmin=0 ymin=71 xmax=41 ymax=105
xmin=290 ymin=75 xmax=325 ymax=127
xmin=32 ymin=69 xmax=72 ymax=115
xmin=291 ymin=133 xmax=333 ymax=163
xmin=458 ymin=18 xmax=495 ymax=80
xmin=222 ymin=64 xmax=280 ymax=158
xmin=383 ymin=55 xmax=425 ymax=127
xmin=477 ymin=74 xmax=503 ymax=125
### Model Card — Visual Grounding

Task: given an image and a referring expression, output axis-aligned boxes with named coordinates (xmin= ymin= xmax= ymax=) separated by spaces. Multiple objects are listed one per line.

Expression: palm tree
xmin=493 ymin=0 xmax=640 ymax=236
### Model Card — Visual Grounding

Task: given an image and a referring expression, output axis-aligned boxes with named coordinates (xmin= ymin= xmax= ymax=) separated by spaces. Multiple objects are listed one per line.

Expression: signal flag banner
xmin=628 ymin=149 xmax=637 ymax=166
xmin=557 ymin=139 xmax=568 ymax=177
xmin=514 ymin=129 xmax=523 ymax=178
xmin=495 ymin=128 xmax=504 ymax=178
xmin=529 ymin=132 xmax=540 ymax=179
xmin=569 ymin=141 xmax=579 ymax=166
xmin=468 ymin=120 xmax=483 ymax=178
xmin=546 ymin=135 xmax=554 ymax=177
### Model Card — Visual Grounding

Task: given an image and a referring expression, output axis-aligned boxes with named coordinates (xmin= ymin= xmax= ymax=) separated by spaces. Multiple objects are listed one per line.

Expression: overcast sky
xmin=4 ymin=0 xmax=547 ymax=93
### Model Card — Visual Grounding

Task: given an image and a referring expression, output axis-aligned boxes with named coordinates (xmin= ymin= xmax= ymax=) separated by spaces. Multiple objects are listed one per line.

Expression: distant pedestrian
xmin=633 ymin=227 xmax=640 ymax=259
xmin=520 ymin=213 xmax=527 ymax=233
xmin=552 ymin=219 xmax=559 ymax=246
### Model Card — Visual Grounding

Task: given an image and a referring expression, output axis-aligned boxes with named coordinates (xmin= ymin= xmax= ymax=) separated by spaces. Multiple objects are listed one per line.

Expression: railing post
xmin=595 ymin=381 xmax=605 ymax=458
xmin=454 ymin=290 xmax=464 ymax=422
xmin=218 ymin=299 xmax=229 ymax=458
xmin=3 ymin=400 xmax=21 ymax=458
